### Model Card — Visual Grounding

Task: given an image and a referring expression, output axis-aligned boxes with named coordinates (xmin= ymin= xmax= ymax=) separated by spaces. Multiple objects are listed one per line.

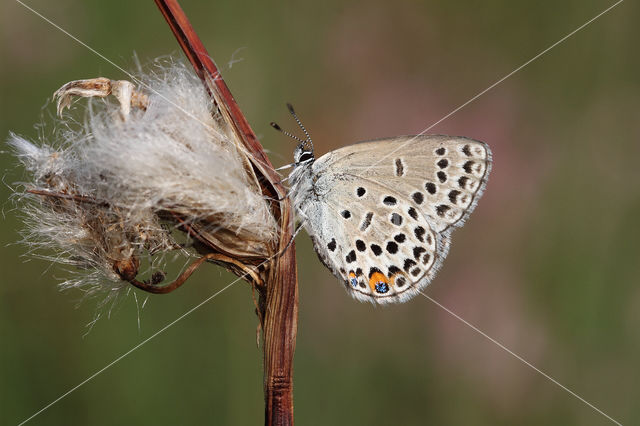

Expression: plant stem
xmin=153 ymin=1 xmax=299 ymax=424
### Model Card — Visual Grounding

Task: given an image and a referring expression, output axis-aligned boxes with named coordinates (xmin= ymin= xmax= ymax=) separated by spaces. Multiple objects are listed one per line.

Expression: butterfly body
xmin=288 ymin=134 xmax=491 ymax=304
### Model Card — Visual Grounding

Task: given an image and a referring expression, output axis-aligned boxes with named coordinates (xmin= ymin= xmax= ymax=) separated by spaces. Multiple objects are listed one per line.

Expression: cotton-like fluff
xmin=9 ymin=61 xmax=278 ymax=305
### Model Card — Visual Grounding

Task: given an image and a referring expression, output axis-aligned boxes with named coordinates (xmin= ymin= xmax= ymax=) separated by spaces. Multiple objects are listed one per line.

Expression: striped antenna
xmin=286 ymin=103 xmax=313 ymax=151
xmin=270 ymin=122 xmax=307 ymax=144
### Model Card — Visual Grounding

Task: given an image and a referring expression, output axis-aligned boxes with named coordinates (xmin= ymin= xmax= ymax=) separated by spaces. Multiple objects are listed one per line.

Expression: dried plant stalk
xmin=153 ymin=1 xmax=298 ymax=424
xmin=9 ymin=0 xmax=298 ymax=424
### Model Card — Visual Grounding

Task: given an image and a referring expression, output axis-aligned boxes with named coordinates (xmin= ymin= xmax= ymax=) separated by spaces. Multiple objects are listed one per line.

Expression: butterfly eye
xmin=298 ymin=152 xmax=313 ymax=163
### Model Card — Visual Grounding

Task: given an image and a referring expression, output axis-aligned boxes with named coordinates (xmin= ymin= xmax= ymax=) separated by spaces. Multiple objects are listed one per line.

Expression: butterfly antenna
xmin=286 ymin=103 xmax=313 ymax=151
xmin=270 ymin=122 xmax=307 ymax=144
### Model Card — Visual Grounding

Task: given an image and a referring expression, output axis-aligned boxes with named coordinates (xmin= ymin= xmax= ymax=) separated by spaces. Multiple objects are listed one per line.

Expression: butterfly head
xmin=293 ymin=143 xmax=315 ymax=166
xmin=271 ymin=103 xmax=315 ymax=166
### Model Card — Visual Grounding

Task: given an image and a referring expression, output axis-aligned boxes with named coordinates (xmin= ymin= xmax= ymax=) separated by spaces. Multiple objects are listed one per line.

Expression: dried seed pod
xmin=9 ymin=61 xmax=278 ymax=304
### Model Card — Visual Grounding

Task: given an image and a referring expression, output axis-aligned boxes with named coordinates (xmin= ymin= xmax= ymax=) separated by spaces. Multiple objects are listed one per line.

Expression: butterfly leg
xmin=266 ymin=217 xmax=307 ymax=264
xmin=265 ymin=181 xmax=297 ymax=202
xmin=274 ymin=162 xmax=295 ymax=172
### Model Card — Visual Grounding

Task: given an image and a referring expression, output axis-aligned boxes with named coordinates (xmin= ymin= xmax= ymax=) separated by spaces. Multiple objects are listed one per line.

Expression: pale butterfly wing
xmin=299 ymin=172 xmax=445 ymax=303
xmin=293 ymin=135 xmax=491 ymax=304
xmin=315 ymin=135 xmax=492 ymax=234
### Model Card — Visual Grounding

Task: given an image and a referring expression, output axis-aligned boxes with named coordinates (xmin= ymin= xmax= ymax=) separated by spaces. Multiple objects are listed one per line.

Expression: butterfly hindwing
xmin=302 ymin=174 xmax=444 ymax=303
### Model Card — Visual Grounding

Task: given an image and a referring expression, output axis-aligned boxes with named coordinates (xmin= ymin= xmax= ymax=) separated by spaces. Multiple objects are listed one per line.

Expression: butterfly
xmin=276 ymin=105 xmax=492 ymax=304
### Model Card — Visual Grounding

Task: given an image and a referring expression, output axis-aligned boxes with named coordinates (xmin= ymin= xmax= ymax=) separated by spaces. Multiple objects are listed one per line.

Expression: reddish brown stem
xmin=127 ymin=253 xmax=213 ymax=294
xmin=153 ymin=1 xmax=299 ymax=425
xmin=262 ymin=211 xmax=298 ymax=425
xmin=128 ymin=252 xmax=263 ymax=294
xmin=153 ymin=0 xmax=275 ymax=174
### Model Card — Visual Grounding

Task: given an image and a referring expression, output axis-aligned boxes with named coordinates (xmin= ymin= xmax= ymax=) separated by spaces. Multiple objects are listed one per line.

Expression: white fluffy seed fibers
xmin=8 ymin=61 xmax=278 ymax=301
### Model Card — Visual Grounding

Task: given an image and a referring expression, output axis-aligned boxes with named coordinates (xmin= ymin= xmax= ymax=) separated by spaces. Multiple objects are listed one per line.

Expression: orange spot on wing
xmin=368 ymin=272 xmax=388 ymax=292
xmin=348 ymin=271 xmax=359 ymax=288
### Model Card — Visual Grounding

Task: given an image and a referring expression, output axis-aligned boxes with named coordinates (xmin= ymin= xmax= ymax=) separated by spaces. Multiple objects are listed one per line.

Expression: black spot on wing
xmin=360 ymin=212 xmax=373 ymax=231
xmin=425 ymin=182 xmax=437 ymax=194
xmin=383 ymin=196 xmax=397 ymax=206
xmin=345 ymin=250 xmax=356 ymax=263
xmin=463 ymin=161 xmax=474 ymax=174
xmin=403 ymin=258 xmax=417 ymax=272
xmin=390 ymin=213 xmax=403 ymax=226
xmin=413 ymin=246 xmax=427 ymax=260
xmin=436 ymin=204 xmax=451 ymax=217
xmin=407 ymin=207 xmax=418 ymax=220
xmin=395 ymin=158 xmax=405 ymax=176
xmin=388 ymin=265 xmax=401 ymax=275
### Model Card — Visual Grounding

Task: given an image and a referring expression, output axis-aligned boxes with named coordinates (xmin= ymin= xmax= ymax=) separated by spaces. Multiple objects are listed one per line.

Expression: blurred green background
xmin=2 ymin=0 xmax=639 ymax=424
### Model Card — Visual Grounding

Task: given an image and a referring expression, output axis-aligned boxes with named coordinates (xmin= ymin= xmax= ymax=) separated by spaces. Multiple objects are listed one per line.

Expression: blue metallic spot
xmin=375 ymin=282 xmax=389 ymax=294
xmin=350 ymin=277 xmax=358 ymax=288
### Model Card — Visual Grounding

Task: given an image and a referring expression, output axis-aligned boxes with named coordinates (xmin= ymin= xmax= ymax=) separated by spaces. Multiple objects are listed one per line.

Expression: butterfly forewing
xmin=313 ymin=135 xmax=491 ymax=233
xmin=293 ymin=134 xmax=491 ymax=303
